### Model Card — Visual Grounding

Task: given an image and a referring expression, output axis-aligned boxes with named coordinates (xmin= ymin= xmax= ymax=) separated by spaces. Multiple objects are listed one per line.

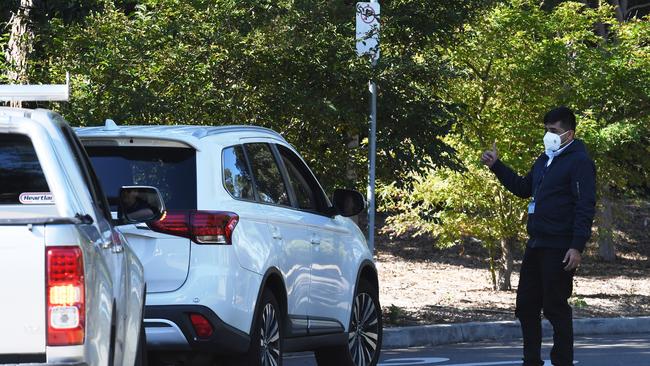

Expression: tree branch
xmin=626 ymin=2 xmax=650 ymax=17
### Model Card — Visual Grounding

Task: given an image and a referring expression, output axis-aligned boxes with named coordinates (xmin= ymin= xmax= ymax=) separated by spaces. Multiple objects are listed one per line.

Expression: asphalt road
xmin=284 ymin=333 xmax=650 ymax=366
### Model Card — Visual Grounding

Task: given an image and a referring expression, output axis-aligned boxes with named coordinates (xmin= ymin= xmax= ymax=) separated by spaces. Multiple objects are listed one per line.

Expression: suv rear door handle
xmin=270 ymin=225 xmax=282 ymax=240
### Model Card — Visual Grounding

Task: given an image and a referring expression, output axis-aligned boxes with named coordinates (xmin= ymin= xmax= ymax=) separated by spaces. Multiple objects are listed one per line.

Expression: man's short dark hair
xmin=544 ymin=106 xmax=576 ymax=131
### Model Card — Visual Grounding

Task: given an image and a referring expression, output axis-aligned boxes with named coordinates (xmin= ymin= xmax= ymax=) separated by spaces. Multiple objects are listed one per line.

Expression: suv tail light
xmin=189 ymin=313 xmax=214 ymax=338
xmin=148 ymin=210 xmax=238 ymax=245
xmin=46 ymin=246 xmax=85 ymax=346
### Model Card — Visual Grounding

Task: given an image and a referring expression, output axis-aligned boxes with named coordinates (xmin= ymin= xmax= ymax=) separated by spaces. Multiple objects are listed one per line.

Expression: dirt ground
xmin=376 ymin=203 xmax=650 ymax=326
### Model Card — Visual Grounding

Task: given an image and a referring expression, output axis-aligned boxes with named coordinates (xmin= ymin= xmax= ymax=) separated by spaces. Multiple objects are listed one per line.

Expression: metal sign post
xmin=356 ymin=1 xmax=379 ymax=254
xmin=368 ymin=78 xmax=377 ymax=254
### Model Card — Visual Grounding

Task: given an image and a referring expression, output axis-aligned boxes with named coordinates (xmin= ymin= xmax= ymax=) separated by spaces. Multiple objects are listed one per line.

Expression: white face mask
xmin=543 ymin=130 xmax=570 ymax=153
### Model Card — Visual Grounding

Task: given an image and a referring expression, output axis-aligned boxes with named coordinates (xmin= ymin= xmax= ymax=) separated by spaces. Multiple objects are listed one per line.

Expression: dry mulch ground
xmin=376 ymin=203 xmax=650 ymax=326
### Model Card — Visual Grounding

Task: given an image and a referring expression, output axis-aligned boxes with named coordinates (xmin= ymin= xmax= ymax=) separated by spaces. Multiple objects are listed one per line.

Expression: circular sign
xmin=358 ymin=4 xmax=377 ymax=24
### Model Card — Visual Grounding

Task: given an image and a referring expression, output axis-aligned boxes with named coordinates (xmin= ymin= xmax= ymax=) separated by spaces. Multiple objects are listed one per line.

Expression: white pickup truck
xmin=0 ymin=88 xmax=163 ymax=366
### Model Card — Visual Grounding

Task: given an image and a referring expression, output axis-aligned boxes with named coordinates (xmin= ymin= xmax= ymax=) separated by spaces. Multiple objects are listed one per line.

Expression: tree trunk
xmin=610 ymin=0 xmax=628 ymax=22
xmin=598 ymin=197 xmax=616 ymax=262
xmin=497 ymin=237 xmax=515 ymax=291
xmin=488 ymin=243 xmax=498 ymax=290
xmin=5 ymin=0 xmax=37 ymax=107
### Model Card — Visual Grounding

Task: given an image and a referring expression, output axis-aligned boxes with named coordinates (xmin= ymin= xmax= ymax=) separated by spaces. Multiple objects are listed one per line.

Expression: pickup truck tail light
xmin=46 ymin=246 xmax=85 ymax=346
xmin=148 ymin=210 xmax=238 ymax=245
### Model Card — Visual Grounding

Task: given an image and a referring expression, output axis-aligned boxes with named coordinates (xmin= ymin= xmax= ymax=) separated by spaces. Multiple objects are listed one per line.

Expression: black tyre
xmin=134 ymin=312 xmax=148 ymax=366
xmin=108 ymin=307 xmax=116 ymax=366
xmin=315 ymin=279 xmax=382 ymax=366
xmin=233 ymin=289 xmax=283 ymax=366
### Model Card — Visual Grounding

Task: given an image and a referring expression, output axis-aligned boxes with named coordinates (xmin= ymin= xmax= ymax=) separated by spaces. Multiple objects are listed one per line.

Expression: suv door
xmin=275 ymin=144 xmax=350 ymax=334
xmin=243 ymin=142 xmax=312 ymax=336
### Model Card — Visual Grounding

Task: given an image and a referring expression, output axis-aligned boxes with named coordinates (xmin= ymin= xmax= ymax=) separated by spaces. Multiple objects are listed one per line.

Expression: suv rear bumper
xmin=0 ymin=354 xmax=87 ymax=365
xmin=144 ymin=305 xmax=251 ymax=354
xmin=16 ymin=363 xmax=87 ymax=366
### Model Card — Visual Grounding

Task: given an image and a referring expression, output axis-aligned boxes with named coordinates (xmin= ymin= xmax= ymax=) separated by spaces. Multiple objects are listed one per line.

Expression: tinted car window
xmin=245 ymin=143 xmax=290 ymax=206
xmin=222 ymin=145 xmax=254 ymax=200
xmin=85 ymin=146 xmax=197 ymax=211
xmin=0 ymin=134 xmax=50 ymax=204
xmin=277 ymin=145 xmax=329 ymax=212
xmin=279 ymin=149 xmax=316 ymax=210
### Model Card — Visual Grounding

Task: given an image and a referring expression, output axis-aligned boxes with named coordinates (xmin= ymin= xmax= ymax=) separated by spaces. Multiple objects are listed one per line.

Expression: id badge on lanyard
xmin=529 ymin=162 xmax=550 ymax=215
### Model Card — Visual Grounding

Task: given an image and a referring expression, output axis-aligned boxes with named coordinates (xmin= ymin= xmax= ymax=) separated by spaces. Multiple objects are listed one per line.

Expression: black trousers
xmin=515 ymin=247 xmax=575 ymax=366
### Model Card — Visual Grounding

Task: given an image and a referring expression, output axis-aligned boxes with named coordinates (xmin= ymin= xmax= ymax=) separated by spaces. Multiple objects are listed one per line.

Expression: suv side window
xmin=278 ymin=147 xmax=316 ymax=211
xmin=245 ymin=143 xmax=290 ymax=206
xmin=222 ymin=145 xmax=255 ymax=201
xmin=276 ymin=145 xmax=329 ymax=213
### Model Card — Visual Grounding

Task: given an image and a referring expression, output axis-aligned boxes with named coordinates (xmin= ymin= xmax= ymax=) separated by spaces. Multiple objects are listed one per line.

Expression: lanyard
xmin=532 ymin=160 xmax=551 ymax=201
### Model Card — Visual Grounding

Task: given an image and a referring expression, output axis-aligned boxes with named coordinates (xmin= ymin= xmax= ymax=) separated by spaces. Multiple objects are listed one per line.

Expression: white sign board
xmin=356 ymin=2 xmax=380 ymax=61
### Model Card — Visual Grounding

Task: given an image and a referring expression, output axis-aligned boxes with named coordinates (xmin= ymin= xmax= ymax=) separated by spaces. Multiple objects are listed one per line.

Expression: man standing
xmin=481 ymin=106 xmax=596 ymax=366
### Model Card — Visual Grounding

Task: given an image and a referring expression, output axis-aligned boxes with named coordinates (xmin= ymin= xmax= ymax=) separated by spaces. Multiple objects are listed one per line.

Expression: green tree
xmin=25 ymin=0 xmax=493 ymax=192
xmin=1 ymin=0 xmax=134 ymax=102
xmin=380 ymin=0 xmax=650 ymax=289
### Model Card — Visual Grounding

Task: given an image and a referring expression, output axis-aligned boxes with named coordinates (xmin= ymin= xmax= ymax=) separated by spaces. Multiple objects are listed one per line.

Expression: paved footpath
xmin=285 ymin=333 xmax=650 ymax=366
xmin=382 ymin=317 xmax=650 ymax=349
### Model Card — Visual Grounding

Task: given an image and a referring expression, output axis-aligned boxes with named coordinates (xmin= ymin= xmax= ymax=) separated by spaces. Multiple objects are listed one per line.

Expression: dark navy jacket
xmin=490 ymin=139 xmax=596 ymax=252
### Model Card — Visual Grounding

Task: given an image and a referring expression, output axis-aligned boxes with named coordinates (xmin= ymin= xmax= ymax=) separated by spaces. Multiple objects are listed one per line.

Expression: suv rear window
xmin=0 ymin=134 xmax=50 ymax=204
xmin=85 ymin=146 xmax=197 ymax=211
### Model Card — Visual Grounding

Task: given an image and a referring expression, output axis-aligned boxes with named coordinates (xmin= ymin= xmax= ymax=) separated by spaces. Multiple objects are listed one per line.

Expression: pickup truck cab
xmin=0 ymin=101 xmax=162 ymax=365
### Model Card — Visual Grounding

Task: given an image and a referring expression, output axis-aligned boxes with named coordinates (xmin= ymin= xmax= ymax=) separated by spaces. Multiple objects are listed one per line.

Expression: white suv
xmin=77 ymin=123 xmax=383 ymax=366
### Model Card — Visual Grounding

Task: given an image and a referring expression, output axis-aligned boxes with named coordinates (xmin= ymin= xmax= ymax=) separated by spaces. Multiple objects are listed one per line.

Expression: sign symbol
xmin=358 ymin=4 xmax=376 ymax=24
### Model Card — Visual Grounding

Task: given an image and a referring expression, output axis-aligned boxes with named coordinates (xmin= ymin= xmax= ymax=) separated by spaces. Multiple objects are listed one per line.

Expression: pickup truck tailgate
xmin=0 ymin=225 xmax=46 ymax=354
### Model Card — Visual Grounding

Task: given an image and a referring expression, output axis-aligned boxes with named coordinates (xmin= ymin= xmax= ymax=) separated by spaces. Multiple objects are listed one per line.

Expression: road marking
xmin=442 ymin=362 xmax=522 ymax=366
xmin=446 ymin=362 xmax=577 ymax=366
xmin=379 ymin=359 xmax=578 ymax=366
xmin=378 ymin=357 xmax=449 ymax=365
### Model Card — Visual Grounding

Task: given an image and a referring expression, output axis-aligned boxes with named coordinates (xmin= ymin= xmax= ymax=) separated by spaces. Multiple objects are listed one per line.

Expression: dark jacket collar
xmin=560 ymin=138 xmax=586 ymax=155
xmin=540 ymin=139 xmax=587 ymax=162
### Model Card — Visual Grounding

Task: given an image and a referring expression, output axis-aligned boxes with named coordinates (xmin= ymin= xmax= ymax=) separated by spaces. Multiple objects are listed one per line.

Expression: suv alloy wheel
xmin=233 ymin=289 xmax=283 ymax=366
xmin=315 ymin=279 xmax=382 ymax=366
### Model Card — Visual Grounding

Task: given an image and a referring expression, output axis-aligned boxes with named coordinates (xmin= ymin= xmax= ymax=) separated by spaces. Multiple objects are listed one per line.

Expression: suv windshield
xmin=85 ymin=146 xmax=197 ymax=211
xmin=0 ymin=134 xmax=50 ymax=204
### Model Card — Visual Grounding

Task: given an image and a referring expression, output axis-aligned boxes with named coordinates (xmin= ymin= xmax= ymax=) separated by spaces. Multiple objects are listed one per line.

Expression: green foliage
xmin=380 ymin=1 xmax=650 ymax=252
xmin=379 ymin=145 xmax=526 ymax=247
xmin=20 ymin=0 xmax=494 ymax=192
xmin=569 ymin=295 xmax=588 ymax=308
xmin=0 ymin=30 xmax=8 ymax=83
xmin=386 ymin=303 xmax=406 ymax=324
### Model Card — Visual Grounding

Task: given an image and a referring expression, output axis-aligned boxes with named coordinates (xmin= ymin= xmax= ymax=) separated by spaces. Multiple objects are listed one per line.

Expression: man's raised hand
xmin=481 ymin=141 xmax=498 ymax=168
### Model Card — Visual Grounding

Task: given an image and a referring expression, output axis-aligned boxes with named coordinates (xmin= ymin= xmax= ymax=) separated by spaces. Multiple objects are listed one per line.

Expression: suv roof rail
xmin=0 ymin=73 xmax=69 ymax=102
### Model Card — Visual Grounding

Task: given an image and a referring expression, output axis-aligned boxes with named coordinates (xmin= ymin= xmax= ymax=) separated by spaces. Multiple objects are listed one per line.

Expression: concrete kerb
xmin=382 ymin=317 xmax=650 ymax=349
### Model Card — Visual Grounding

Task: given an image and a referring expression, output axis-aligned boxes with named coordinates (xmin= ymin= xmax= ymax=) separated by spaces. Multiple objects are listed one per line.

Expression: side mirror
xmin=118 ymin=186 xmax=165 ymax=224
xmin=331 ymin=189 xmax=365 ymax=217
